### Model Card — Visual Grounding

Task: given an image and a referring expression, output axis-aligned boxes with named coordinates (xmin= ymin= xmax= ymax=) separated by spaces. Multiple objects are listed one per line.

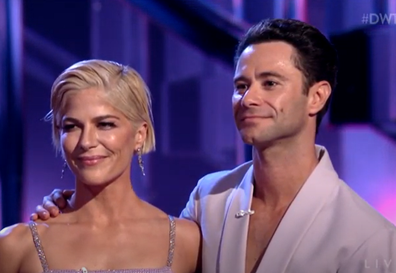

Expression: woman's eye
xmin=98 ymin=122 xmax=115 ymax=129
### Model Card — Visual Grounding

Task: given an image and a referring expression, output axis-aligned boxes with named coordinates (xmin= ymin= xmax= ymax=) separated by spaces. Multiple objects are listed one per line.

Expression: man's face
xmin=233 ymin=41 xmax=310 ymax=148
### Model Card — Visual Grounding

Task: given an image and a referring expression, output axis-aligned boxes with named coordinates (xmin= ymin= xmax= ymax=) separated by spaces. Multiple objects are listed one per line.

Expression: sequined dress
xmin=28 ymin=215 xmax=176 ymax=273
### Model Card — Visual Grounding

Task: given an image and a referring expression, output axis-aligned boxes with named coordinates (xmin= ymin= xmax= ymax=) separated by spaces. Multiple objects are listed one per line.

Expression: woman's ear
xmin=134 ymin=122 xmax=148 ymax=150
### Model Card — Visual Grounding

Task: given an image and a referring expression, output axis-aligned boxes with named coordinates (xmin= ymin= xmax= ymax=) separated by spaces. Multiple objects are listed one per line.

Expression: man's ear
xmin=308 ymin=81 xmax=331 ymax=116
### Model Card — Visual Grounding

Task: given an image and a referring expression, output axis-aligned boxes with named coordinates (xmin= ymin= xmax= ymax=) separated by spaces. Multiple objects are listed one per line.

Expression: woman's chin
xmin=76 ymin=174 xmax=114 ymax=188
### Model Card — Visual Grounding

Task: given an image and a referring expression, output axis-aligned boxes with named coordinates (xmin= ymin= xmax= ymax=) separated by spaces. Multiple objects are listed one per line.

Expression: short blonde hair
xmin=45 ymin=59 xmax=155 ymax=154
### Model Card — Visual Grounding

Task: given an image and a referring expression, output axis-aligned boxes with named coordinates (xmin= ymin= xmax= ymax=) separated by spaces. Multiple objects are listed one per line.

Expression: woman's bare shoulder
xmin=173 ymin=217 xmax=200 ymax=234
xmin=141 ymin=201 xmax=201 ymax=240
xmin=0 ymin=222 xmax=35 ymax=272
xmin=173 ymin=217 xmax=201 ymax=247
xmin=0 ymin=219 xmax=56 ymax=250
xmin=0 ymin=222 xmax=33 ymax=245
xmin=172 ymin=217 xmax=201 ymax=273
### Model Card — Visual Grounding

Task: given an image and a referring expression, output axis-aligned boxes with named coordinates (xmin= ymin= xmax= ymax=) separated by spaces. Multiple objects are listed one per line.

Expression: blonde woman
xmin=0 ymin=60 xmax=201 ymax=273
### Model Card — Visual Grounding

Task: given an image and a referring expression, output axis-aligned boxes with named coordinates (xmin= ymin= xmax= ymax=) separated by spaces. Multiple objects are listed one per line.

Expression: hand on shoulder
xmin=30 ymin=189 xmax=75 ymax=221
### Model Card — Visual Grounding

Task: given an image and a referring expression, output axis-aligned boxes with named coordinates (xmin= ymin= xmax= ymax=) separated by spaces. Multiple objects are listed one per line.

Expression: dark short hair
xmin=234 ymin=18 xmax=338 ymax=134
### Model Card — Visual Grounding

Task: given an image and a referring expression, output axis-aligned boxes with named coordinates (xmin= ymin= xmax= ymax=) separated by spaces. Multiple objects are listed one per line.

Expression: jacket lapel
xmin=255 ymin=147 xmax=340 ymax=273
xmin=217 ymin=165 xmax=254 ymax=273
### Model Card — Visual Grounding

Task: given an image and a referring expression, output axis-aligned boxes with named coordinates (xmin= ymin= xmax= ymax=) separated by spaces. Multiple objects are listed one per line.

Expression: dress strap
xmin=166 ymin=215 xmax=176 ymax=267
xmin=28 ymin=221 xmax=49 ymax=272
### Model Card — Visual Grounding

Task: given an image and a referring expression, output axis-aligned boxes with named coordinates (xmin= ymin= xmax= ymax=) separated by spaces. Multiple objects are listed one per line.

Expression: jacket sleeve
xmin=338 ymin=225 xmax=396 ymax=273
xmin=179 ymin=179 xmax=201 ymax=223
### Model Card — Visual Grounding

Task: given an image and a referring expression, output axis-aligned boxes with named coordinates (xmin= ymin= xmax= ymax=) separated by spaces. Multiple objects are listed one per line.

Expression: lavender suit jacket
xmin=180 ymin=145 xmax=396 ymax=273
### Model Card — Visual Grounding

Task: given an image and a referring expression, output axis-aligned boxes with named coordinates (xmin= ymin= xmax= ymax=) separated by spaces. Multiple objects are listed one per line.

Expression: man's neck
xmin=252 ymin=140 xmax=319 ymax=209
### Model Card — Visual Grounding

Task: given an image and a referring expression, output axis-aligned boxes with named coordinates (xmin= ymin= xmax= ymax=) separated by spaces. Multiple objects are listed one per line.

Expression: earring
xmin=137 ymin=147 xmax=145 ymax=176
xmin=61 ymin=161 xmax=67 ymax=179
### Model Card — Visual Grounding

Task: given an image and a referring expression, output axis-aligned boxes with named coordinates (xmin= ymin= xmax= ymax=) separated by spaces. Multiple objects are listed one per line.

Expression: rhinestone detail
xmin=28 ymin=215 xmax=176 ymax=273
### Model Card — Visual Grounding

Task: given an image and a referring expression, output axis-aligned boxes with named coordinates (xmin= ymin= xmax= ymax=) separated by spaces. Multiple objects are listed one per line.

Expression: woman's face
xmin=59 ymin=87 xmax=146 ymax=186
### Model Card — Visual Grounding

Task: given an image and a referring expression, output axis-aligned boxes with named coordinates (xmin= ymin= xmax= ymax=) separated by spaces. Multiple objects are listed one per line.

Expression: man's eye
xmin=263 ymin=81 xmax=278 ymax=87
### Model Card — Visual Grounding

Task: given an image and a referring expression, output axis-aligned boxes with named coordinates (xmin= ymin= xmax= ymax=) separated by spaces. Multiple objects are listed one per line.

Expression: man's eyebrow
xmin=233 ymin=75 xmax=249 ymax=84
xmin=256 ymin=71 xmax=288 ymax=81
xmin=233 ymin=71 xmax=288 ymax=84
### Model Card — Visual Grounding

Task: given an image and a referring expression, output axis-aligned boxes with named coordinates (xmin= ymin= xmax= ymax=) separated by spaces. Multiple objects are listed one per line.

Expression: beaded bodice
xmin=28 ymin=216 xmax=176 ymax=273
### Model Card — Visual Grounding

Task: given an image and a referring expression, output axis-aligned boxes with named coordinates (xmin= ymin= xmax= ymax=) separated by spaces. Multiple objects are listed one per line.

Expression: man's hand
xmin=30 ymin=189 xmax=74 ymax=221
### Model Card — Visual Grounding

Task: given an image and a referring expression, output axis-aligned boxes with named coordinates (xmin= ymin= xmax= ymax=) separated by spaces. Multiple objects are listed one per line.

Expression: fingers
xmin=53 ymin=190 xmax=69 ymax=209
xmin=32 ymin=188 xmax=75 ymax=221
xmin=30 ymin=213 xmax=38 ymax=221
xmin=63 ymin=189 xmax=74 ymax=199
xmin=34 ymin=205 xmax=51 ymax=220
xmin=43 ymin=197 xmax=61 ymax=217
xmin=41 ymin=189 xmax=63 ymax=217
